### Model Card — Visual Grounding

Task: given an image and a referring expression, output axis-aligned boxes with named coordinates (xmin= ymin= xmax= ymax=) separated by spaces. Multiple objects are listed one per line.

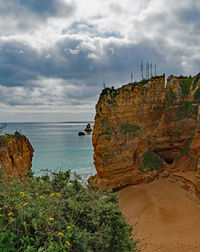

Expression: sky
xmin=0 ymin=0 xmax=199 ymax=122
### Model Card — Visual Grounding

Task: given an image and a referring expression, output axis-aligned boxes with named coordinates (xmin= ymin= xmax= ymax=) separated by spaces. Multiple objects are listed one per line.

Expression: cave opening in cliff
xmin=153 ymin=150 xmax=174 ymax=164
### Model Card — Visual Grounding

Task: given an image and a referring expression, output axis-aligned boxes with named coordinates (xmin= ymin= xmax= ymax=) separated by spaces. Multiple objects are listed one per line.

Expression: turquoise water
xmin=1 ymin=122 xmax=95 ymax=179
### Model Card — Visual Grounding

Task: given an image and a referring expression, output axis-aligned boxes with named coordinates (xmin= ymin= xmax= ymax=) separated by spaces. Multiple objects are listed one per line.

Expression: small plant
xmin=141 ymin=150 xmax=163 ymax=171
xmin=120 ymin=123 xmax=140 ymax=136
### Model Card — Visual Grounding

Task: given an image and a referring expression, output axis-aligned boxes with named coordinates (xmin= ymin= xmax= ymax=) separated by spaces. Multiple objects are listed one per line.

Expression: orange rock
xmin=90 ymin=74 xmax=200 ymax=190
xmin=0 ymin=134 xmax=34 ymax=181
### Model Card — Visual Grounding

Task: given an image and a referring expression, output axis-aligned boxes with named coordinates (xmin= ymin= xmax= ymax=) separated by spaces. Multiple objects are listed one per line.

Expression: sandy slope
xmin=119 ymin=178 xmax=200 ymax=252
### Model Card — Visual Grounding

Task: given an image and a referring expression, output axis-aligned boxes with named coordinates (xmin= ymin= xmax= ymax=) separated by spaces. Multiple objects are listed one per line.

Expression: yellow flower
xmin=66 ymin=240 xmax=70 ymax=246
xmin=8 ymin=212 xmax=14 ymax=217
xmin=0 ymin=208 xmax=2 ymax=211
xmin=23 ymin=202 xmax=28 ymax=207
xmin=49 ymin=217 xmax=54 ymax=221
xmin=19 ymin=192 xmax=25 ymax=197
xmin=58 ymin=232 xmax=64 ymax=237
xmin=67 ymin=225 xmax=71 ymax=229
xmin=49 ymin=193 xmax=55 ymax=198
xmin=40 ymin=195 xmax=45 ymax=199
xmin=56 ymin=192 xmax=60 ymax=196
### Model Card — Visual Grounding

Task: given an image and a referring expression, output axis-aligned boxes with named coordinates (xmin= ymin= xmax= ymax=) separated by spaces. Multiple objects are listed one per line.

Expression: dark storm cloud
xmin=0 ymin=0 xmax=200 ymax=121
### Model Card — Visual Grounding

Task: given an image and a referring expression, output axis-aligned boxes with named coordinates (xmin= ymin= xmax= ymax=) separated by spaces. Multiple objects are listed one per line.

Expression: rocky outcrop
xmin=0 ymin=133 xmax=34 ymax=180
xmin=90 ymin=73 xmax=200 ymax=190
xmin=85 ymin=123 xmax=92 ymax=132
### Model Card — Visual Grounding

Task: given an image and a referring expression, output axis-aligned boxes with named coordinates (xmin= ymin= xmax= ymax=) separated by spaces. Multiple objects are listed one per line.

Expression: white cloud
xmin=0 ymin=0 xmax=200 ymax=121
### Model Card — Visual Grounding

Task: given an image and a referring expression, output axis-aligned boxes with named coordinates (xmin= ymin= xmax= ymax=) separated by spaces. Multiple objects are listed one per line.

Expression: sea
xmin=1 ymin=122 xmax=95 ymax=180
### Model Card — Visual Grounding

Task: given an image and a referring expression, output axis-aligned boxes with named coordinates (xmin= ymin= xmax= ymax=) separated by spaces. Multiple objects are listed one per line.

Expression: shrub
xmin=179 ymin=77 xmax=193 ymax=99
xmin=141 ymin=150 xmax=163 ymax=171
xmin=0 ymin=170 xmax=136 ymax=252
xmin=120 ymin=124 xmax=140 ymax=136
xmin=184 ymin=101 xmax=193 ymax=110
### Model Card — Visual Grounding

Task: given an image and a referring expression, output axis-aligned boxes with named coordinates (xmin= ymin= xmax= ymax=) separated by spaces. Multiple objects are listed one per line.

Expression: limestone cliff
xmin=90 ymin=73 xmax=200 ymax=190
xmin=0 ymin=133 xmax=34 ymax=180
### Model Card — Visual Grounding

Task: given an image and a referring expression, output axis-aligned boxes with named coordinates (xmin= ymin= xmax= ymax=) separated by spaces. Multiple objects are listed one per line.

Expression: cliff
xmin=90 ymin=73 xmax=200 ymax=190
xmin=0 ymin=133 xmax=34 ymax=180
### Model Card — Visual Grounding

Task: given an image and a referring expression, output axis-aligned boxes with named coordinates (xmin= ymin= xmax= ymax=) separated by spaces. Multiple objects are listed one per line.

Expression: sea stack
xmin=85 ymin=123 xmax=92 ymax=132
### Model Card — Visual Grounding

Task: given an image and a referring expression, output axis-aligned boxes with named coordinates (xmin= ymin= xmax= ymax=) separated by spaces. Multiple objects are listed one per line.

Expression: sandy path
xmin=118 ymin=178 xmax=200 ymax=252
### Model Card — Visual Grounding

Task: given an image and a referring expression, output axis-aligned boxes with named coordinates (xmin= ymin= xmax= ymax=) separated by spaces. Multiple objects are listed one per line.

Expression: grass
xmin=120 ymin=123 xmax=140 ymax=136
xmin=0 ymin=170 xmax=136 ymax=252
xmin=141 ymin=150 xmax=163 ymax=172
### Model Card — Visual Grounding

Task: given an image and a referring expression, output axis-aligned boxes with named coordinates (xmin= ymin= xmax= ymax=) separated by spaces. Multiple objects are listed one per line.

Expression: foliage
xmin=184 ymin=101 xmax=193 ymax=110
xmin=120 ymin=123 xmax=140 ymax=136
xmin=0 ymin=131 xmax=21 ymax=146
xmin=0 ymin=170 xmax=136 ymax=252
xmin=141 ymin=150 xmax=163 ymax=172
xmin=100 ymin=87 xmax=119 ymax=101
xmin=179 ymin=77 xmax=192 ymax=99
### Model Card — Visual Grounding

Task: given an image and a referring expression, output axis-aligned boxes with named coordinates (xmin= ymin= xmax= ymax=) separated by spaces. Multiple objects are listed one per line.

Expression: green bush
xmin=179 ymin=77 xmax=192 ymax=98
xmin=120 ymin=124 xmax=140 ymax=136
xmin=141 ymin=150 xmax=163 ymax=171
xmin=0 ymin=170 xmax=136 ymax=252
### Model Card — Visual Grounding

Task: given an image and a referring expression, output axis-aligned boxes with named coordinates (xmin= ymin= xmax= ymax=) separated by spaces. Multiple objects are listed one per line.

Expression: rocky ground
xmin=119 ymin=173 xmax=200 ymax=252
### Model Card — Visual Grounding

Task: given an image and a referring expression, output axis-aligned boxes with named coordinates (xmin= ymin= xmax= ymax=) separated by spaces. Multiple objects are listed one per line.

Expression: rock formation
xmin=0 ymin=133 xmax=34 ymax=180
xmin=90 ymin=73 xmax=200 ymax=190
xmin=85 ymin=123 xmax=92 ymax=132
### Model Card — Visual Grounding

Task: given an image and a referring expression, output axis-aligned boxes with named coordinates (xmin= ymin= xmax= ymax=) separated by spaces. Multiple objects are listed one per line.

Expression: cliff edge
xmin=0 ymin=133 xmax=34 ymax=180
xmin=90 ymin=73 xmax=200 ymax=190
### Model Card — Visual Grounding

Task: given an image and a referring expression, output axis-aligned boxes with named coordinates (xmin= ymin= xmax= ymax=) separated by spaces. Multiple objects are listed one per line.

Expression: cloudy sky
xmin=0 ymin=0 xmax=199 ymax=122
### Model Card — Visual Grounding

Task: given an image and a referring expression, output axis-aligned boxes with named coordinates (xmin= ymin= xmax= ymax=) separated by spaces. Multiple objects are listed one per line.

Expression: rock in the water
xmin=78 ymin=131 xmax=85 ymax=136
xmin=85 ymin=123 xmax=92 ymax=131
xmin=89 ymin=73 xmax=200 ymax=190
xmin=0 ymin=133 xmax=34 ymax=181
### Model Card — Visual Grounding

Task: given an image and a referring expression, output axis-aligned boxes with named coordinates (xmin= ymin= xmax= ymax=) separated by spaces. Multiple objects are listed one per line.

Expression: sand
xmin=119 ymin=177 xmax=200 ymax=252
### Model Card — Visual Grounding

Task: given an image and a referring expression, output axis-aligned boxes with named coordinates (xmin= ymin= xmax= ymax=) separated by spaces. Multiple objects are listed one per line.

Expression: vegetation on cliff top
xmin=0 ymin=131 xmax=21 ymax=146
xmin=0 ymin=170 xmax=136 ymax=252
xmin=99 ymin=79 xmax=149 ymax=100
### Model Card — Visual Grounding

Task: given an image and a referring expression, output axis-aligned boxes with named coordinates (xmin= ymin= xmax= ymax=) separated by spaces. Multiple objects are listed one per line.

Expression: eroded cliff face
xmin=0 ymin=134 xmax=34 ymax=180
xmin=90 ymin=73 xmax=200 ymax=190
